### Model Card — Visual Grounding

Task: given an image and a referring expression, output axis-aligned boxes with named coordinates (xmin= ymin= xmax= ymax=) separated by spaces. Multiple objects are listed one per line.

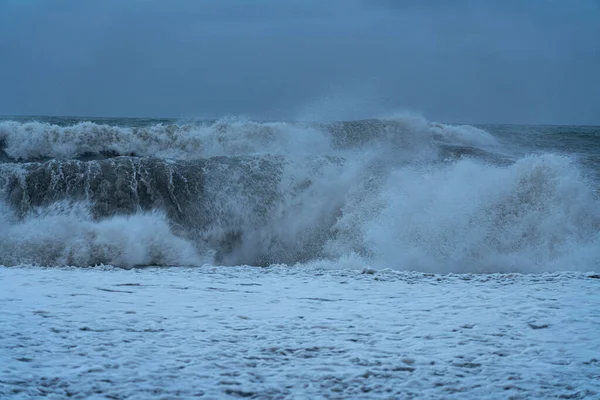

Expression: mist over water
xmin=0 ymin=115 xmax=599 ymax=272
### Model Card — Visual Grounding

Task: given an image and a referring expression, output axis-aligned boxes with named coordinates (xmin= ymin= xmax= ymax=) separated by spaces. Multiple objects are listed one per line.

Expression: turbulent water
xmin=1 ymin=115 xmax=599 ymax=272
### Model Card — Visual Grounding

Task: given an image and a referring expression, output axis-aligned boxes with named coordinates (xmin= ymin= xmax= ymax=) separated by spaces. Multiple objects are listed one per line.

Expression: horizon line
xmin=0 ymin=113 xmax=598 ymax=127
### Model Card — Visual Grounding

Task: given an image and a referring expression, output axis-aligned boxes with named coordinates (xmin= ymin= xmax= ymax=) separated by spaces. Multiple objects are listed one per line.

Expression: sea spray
xmin=1 ymin=116 xmax=598 ymax=271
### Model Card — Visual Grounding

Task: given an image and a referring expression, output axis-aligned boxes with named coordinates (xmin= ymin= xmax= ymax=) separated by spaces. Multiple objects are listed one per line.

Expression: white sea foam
xmin=364 ymin=154 xmax=600 ymax=273
xmin=0 ymin=203 xmax=204 ymax=268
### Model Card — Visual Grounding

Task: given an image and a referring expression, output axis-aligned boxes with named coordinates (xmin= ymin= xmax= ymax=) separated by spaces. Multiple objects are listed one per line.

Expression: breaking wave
xmin=0 ymin=115 xmax=598 ymax=272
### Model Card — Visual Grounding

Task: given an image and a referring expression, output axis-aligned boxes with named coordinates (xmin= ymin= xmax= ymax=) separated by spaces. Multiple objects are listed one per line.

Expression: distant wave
xmin=0 ymin=116 xmax=598 ymax=272
xmin=0 ymin=117 xmax=498 ymax=162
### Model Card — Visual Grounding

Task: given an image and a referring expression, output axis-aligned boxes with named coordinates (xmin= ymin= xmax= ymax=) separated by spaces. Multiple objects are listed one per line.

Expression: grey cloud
xmin=0 ymin=0 xmax=598 ymax=124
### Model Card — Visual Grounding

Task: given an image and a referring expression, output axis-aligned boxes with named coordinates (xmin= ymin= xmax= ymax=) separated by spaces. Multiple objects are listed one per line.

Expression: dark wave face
xmin=1 ymin=116 xmax=599 ymax=272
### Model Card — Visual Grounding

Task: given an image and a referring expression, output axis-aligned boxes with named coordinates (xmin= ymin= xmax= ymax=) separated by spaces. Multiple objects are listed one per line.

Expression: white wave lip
xmin=0 ymin=116 xmax=498 ymax=160
xmin=0 ymin=115 xmax=598 ymax=273
xmin=0 ymin=118 xmax=334 ymax=160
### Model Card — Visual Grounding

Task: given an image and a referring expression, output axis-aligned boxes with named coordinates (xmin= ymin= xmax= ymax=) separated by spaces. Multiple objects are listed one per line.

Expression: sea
xmin=1 ymin=115 xmax=599 ymax=272
xmin=0 ymin=115 xmax=599 ymax=398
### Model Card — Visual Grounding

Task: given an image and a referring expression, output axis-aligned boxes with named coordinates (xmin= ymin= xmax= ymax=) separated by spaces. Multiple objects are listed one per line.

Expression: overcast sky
xmin=0 ymin=0 xmax=599 ymax=124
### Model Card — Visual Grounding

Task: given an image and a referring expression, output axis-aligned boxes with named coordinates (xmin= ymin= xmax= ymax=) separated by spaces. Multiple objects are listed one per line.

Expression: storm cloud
xmin=0 ymin=0 xmax=599 ymax=124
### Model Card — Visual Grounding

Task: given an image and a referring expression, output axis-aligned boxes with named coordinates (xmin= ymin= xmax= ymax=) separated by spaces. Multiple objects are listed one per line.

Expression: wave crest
xmin=0 ymin=116 xmax=598 ymax=272
xmin=0 ymin=116 xmax=497 ymax=161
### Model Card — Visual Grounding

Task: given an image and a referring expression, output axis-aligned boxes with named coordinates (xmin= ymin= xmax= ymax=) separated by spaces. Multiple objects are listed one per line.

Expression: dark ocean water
xmin=0 ymin=115 xmax=598 ymax=271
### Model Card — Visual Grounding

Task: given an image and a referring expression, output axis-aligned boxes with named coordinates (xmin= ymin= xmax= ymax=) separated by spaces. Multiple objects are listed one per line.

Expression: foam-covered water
xmin=1 ymin=115 xmax=599 ymax=272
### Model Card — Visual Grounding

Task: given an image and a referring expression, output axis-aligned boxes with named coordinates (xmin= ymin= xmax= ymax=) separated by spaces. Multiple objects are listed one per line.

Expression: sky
xmin=0 ymin=0 xmax=599 ymax=124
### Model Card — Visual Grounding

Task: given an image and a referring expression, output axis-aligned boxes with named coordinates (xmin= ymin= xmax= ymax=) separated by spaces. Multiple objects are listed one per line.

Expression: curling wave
xmin=0 ymin=115 xmax=598 ymax=272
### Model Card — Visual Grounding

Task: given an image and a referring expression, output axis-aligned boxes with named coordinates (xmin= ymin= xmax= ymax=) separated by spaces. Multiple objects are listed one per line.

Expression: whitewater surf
xmin=0 ymin=115 xmax=599 ymax=272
